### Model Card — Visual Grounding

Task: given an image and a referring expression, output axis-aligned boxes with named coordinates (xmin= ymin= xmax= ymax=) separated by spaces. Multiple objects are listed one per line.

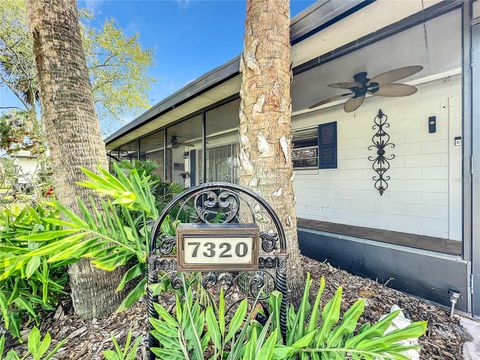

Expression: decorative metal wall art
xmin=368 ymin=109 xmax=395 ymax=195
xmin=147 ymin=182 xmax=289 ymax=359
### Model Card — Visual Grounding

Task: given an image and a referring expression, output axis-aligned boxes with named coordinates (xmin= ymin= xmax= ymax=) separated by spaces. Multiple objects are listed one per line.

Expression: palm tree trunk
xmin=239 ymin=0 xmax=304 ymax=296
xmin=26 ymin=0 xmax=124 ymax=319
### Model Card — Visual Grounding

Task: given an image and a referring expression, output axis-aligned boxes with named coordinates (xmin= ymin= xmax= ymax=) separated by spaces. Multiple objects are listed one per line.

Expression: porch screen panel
xmin=118 ymin=141 xmax=138 ymax=163
xmin=140 ymin=129 xmax=165 ymax=180
xmin=166 ymin=114 xmax=203 ymax=187
xmin=206 ymin=98 xmax=240 ymax=184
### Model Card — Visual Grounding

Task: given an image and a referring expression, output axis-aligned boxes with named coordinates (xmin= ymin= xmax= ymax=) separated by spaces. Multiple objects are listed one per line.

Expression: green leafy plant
xmin=272 ymin=273 xmax=427 ymax=359
xmin=150 ymin=276 xmax=265 ymax=360
xmin=5 ymin=162 xmax=183 ymax=313
xmin=0 ymin=327 xmax=66 ymax=360
xmin=0 ymin=205 xmax=68 ymax=339
xmin=148 ymin=274 xmax=427 ymax=360
xmin=102 ymin=330 xmax=142 ymax=360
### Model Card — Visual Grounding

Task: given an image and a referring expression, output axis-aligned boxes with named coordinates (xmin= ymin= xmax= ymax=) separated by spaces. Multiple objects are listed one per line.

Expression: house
xmin=104 ymin=0 xmax=480 ymax=317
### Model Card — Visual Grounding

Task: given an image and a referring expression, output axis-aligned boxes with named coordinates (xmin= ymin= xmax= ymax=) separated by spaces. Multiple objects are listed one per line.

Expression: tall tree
xmin=0 ymin=0 xmax=154 ymax=133
xmin=25 ymin=0 xmax=124 ymax=318
xmin=239 ymin=0 xmax=304 ymax=294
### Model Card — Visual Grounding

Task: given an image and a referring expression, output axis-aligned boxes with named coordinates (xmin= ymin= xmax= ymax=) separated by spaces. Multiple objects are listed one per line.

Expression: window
xmin=292 ymin=122 xmax=337 ymax=169
xmin=292 ymin=128 xmax=319 ymax=169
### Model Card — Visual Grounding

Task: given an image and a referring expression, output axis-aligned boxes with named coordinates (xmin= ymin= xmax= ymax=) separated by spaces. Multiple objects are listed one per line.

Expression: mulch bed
xmin=7 ymin=255 xmax=469 ymax=359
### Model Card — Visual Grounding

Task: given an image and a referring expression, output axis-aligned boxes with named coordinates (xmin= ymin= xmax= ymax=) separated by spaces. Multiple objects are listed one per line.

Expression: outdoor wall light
xmin=428 ymin=116 xmax=436 ymax=133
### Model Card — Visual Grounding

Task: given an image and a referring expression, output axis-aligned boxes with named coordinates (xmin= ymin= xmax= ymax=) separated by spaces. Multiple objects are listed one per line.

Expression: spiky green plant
xmin=272 ymin=273 xmax=427 ymax=359
xmin=0 ymin=205 xmax=68 ymax=339
xmin=148 ymin=274 xmax=427 ymax=360
xmin=102 ymin=330 xmax=142 ymax=360
xmin=0 ymin=327 xmax=66 ymax=360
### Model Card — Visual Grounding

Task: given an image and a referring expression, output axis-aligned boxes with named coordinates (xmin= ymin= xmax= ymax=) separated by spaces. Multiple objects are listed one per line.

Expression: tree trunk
xmin=239 ymin=0 xmax=304 ymax=296
xmin=26 ymin=0 xmax=124 ymax=319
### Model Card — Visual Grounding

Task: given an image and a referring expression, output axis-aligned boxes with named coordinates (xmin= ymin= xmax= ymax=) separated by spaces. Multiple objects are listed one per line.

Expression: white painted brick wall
xmin=292 ymin=76 xmax=462 ymax=241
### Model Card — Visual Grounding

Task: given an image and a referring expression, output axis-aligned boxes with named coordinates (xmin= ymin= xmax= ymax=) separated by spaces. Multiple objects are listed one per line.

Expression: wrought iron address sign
xmin=176 ymin=223 xmax=260 ymax=271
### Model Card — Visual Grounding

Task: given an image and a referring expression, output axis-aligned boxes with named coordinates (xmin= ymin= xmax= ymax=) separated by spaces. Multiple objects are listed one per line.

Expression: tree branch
xmin=0 ymin=73 xmax=30 ymax=110
xmin=0 ymin=106 xmax=26 ymax=111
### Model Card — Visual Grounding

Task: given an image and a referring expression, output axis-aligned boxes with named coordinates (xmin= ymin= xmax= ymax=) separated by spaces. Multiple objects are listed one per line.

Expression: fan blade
xmin=328 ymin=81 xmax=362 ymax=89
xmin=372 ymin=83 xmax=417 ymax=97
xmin=308 ymin=93 xmax=351 ymax=109
xmin=370 ymin=65 xmax=423 ymax=85
xmin=344 ymin=95 xmax=365 ymax=112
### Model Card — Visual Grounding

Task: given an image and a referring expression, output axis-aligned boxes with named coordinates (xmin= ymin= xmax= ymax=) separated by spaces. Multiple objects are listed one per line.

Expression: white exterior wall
xmin=12 ymin=152 xmax=39 ymax=185
xmin=293 ymin=76 xmax=462 ymax=241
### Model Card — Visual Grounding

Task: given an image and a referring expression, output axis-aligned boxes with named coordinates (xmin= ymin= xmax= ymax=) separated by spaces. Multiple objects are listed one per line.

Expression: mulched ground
xmin=6 ymin=255 xmax=469 ymax=359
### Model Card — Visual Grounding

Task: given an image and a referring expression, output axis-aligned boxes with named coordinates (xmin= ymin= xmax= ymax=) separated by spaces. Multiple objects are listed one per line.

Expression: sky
xmin=0 ymin=0 xmax=316 ymax=135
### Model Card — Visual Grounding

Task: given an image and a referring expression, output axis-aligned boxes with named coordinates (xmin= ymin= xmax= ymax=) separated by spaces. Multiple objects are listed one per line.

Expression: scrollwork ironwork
xmin=157 ymin=235 xmax=176 ymax=255
xmin=194 ymin=189 xmax=240 ymax=223
xmin=218 ymin=272 xmax=234 ymax=289
xmin=201 ymin=272 xmax=218 ymax=289
xmin=154 ymin=257 xmax=177 ymax=272
xmin=170 ymin=273 xmax=183 ymax=290
xmin=260 ymin=232 xmax=278 ymax=253
xmin=368 ymin=109 xmax=395 ymax=195
xmin=259 ymin=256 xmax=277 ymax=269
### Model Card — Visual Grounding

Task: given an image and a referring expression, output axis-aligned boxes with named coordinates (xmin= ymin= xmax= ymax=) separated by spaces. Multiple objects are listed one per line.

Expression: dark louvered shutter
xmin=318 ymin=122 xmax=337 ymax=169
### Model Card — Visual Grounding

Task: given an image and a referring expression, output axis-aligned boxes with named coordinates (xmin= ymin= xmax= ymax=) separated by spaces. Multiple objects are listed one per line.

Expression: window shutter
xmin=318 ymin=122 xmax=337 ymax=169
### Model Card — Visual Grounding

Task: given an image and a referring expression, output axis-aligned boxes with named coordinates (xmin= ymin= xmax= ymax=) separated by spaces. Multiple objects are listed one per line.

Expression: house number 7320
xmin=188 ymin=241 xmax=248 ymax=258
xmin=183 ymin=237 xmax=253 ymax=265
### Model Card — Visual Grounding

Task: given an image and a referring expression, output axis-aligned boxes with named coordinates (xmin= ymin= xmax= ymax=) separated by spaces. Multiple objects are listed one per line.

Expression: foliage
xmin=150 ymin=278 xmax=262 ymax=360
xmin=0 ymin=204 xmax=68 ymax=339
xmin=3 ymin=162 xmax=183 ymax=317
xmin=0 ymin=111 xmax=45 ymax=155
xmin=81 ymin=14 xmax=155 ymax=129
xmin=0 ymin=327 xmax=66 ymax=360
xmin=0 ymin=0 xmax=37 ymax=112
xmin=116 ymin=160 xmax=173 ymax=207
xmin=273 ymin=273 xmax=427 ymax=359
xmin=102 ymin=330 xmax=142 ymax=360
xmin=0 ymin=0 xmax=155 ymax=132
xmin=149 ymin=274 xmax=427 ymax=360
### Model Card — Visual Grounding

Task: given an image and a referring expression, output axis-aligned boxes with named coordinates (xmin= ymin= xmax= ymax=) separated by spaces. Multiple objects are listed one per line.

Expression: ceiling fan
xmin=308 ymin=65 xmax=423 ymax=113
xmin=170 ymin=135 xmax=196 ymax=149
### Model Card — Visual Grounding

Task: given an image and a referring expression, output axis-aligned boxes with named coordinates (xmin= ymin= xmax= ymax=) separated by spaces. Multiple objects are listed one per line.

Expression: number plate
xmin=176 ymin=223 xmax=259 ymax=271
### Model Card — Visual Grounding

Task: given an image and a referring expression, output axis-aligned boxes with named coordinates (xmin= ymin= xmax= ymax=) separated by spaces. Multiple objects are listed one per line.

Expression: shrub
xmin=0 ymin=205 xmax=68 ymax=339
xmin=2 ymin=162 xmax=183 ymax=320
xmin=149 ymin=274 xmax=427 ymax=359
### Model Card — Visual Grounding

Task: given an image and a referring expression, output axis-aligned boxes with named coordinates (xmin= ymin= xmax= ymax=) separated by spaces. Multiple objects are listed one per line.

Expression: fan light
xmin=308 ymin=65 xmax=423 ymax=113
